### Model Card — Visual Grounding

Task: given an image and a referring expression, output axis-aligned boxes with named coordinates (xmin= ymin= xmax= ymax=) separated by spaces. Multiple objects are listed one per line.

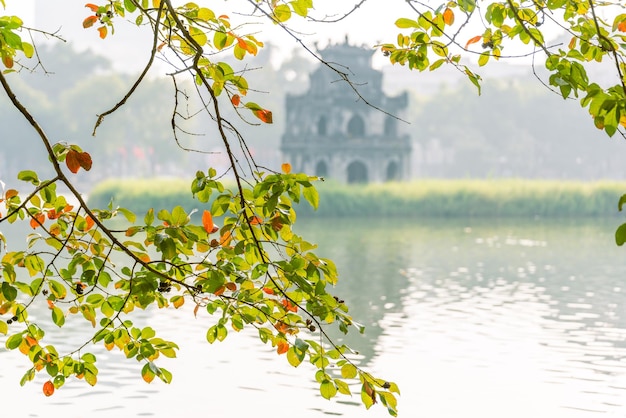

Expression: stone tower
xmin=281 ymin=39 xmax=411 ymax=183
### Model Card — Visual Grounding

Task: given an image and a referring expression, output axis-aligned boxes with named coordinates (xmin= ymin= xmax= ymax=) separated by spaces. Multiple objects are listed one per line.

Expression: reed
xmin=88 ymin=178 xmax=626 ymax=218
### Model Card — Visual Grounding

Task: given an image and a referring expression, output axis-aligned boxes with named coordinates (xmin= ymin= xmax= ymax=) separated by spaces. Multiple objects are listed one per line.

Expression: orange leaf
xmin=30 ymin=213 xmax=45 ymax=229
xmin=465 ymin=35 xmax=481 ymax=48
xmin=281 ymin=163 xmax=291 ymax=174
xmin=43 ymin=380 xmax=55 ymax=397
xmin=225 ymin=282 xmax=237 ymax=291
xmin=254 ymin=109 xmax=273 ymax=124
xmin=77 ymin=152 xmax=93 ymax=171
xmin=85 ymin=3 xmax=100 ymax=12
xmin=220 ymin=230 xmax=232 ymax=247
xmin=619 ymin=20 xmax=626 ymax=32
xmin=202 ymin=210 xmax=214 ymax=234
xmin=83 ymin=15 xmax=98 ymax=28
xmin=281 ymin=298 xmax=298 ymax=312
xmin=85 ymin=215 xmax=95 ymax=231
xmin=97 ymin=26 xmax=108 ymax=39
xmin=25 ymin=335 xmax=38 ymax=346
xmin=50 ymin=224 xmax=62 ymax=236
xmin=214 ymin=285 xmax=225 ymax=296
xmin=568 ymin=36 xmax=576 ymax=50
xmin=138 ymin=253 xmax=151 ymax=263
xmin=5 ymin=189 xmax=18 ymax=199
xmin=274 ymin=321 xmax=289 ymax=334
xmin=249 ymin=216 xmax=263 ymax=225
xmin=63 ymin=205 xmax=74 ymax=213
xmin=47 ymin=300 xmax=54 ymax=309
xmin=66 ymin=150 xmax=81 ymax=174
xmin=2 ymin=54 xmax=13 ymax=69
xmin=262 ymin=287 xmax=275 ymax=295
xmin=47 ymin=209 xmax=58 ymax=220
xmin=276 ymin=340 xmax=289 ymax=355
xmin=231 ymin=94 xmax=241 ymax=106
xmin=443 ymin=8 xmax=454 ymax=26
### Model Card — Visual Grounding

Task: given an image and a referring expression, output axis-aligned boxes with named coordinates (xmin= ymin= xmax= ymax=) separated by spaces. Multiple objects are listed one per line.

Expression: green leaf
xmin=618 ymin=194 xmax=626 ymax=211
xmin=116 ymin=207 xmax=136 ymax=223
xmin=478 ymin=52 xmax=490 ymax=67
xmin=395 ymin=18 xmax=419 ymax=28
xmin=320 ymin=380 xmax=337 ymax=399
xmin=616 ymin=223 xmax=626 ymax=246
xmin=51 ymin=306 xmax=65 ymax=327
xmin=303 ymin=186 xmax=319 ymax=210
xmin=287 ymin=346 xmax=305 ymax=367
xmin=189 ymin=26 xmax=208 ymax=46
xmin=5 ymin=333 xmax=22 ymax=350
xmin=124 ymin=0 xmax=137 ymax=13
xmin=144 ymin=208 xmax=154 ymax=226
xmin=273 ymin=4 xmax=292 ymax=22
xmin=206 ymin=325 xmax=217 ymax=344
xmin=341 ymin=363 xmax=357 ymax=379
xmin=1 ymin=282 xmax=17 ymax=301
xmin=17 ymin=170 xmax=39 ymax=185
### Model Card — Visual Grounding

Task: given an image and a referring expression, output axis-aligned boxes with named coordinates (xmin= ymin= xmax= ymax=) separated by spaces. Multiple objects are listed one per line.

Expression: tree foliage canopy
xmin=0 ymin=0 xmax=625 ymax=415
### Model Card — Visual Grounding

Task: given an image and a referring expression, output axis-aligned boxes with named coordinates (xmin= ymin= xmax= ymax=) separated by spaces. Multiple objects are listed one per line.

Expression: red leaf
xmin=77 ymin=152 xmax=92 ymax=171
xmin=231 ymin=94 xmax=241 ymax=106
xmin=254 ymin=109 xmax=273 ymax=124
xmin=202 ymin=210 xmax=214 ymax=234
xmin=43 ymin=380 xmax=55 ymax=397
xmin=465 ymin=35 xmax=481 ymax=48
xmin=66 ymin=150 xmax=81 ymax=174
xmin=83 ymin=15 xmax=98 ymax=28
xmin=85 ymin=3 xmax=100 ymax=12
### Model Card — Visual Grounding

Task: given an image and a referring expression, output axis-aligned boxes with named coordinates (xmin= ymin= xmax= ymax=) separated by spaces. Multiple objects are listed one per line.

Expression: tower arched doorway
xmin=347 ymin=161 xmax=368 ymax=183
xmin=386 ymin=161 xmax=399 ymax=181
xmin=315 ymin=160 xmax=328 ymax=177
xmin=347 ymin=114 xmax=365 ymax=137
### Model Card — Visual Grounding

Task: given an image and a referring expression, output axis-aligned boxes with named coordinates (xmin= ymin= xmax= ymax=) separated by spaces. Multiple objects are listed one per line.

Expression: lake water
xmin=1 ymin=217 xmax=626 ymax=417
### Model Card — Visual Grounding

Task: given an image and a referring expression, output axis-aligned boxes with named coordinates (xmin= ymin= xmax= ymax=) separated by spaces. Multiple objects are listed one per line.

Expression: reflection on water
xmin=2 ymin=218 xmax=626 ymax=417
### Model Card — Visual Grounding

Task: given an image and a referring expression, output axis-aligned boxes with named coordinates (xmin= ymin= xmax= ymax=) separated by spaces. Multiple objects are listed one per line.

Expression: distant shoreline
xmin=87 ymin=178 xmax=626 ymax=219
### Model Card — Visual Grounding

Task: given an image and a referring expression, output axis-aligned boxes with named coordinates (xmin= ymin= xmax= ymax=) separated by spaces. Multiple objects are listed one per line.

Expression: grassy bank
xmin=87 ymin=178 xmax=626 ymax=218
